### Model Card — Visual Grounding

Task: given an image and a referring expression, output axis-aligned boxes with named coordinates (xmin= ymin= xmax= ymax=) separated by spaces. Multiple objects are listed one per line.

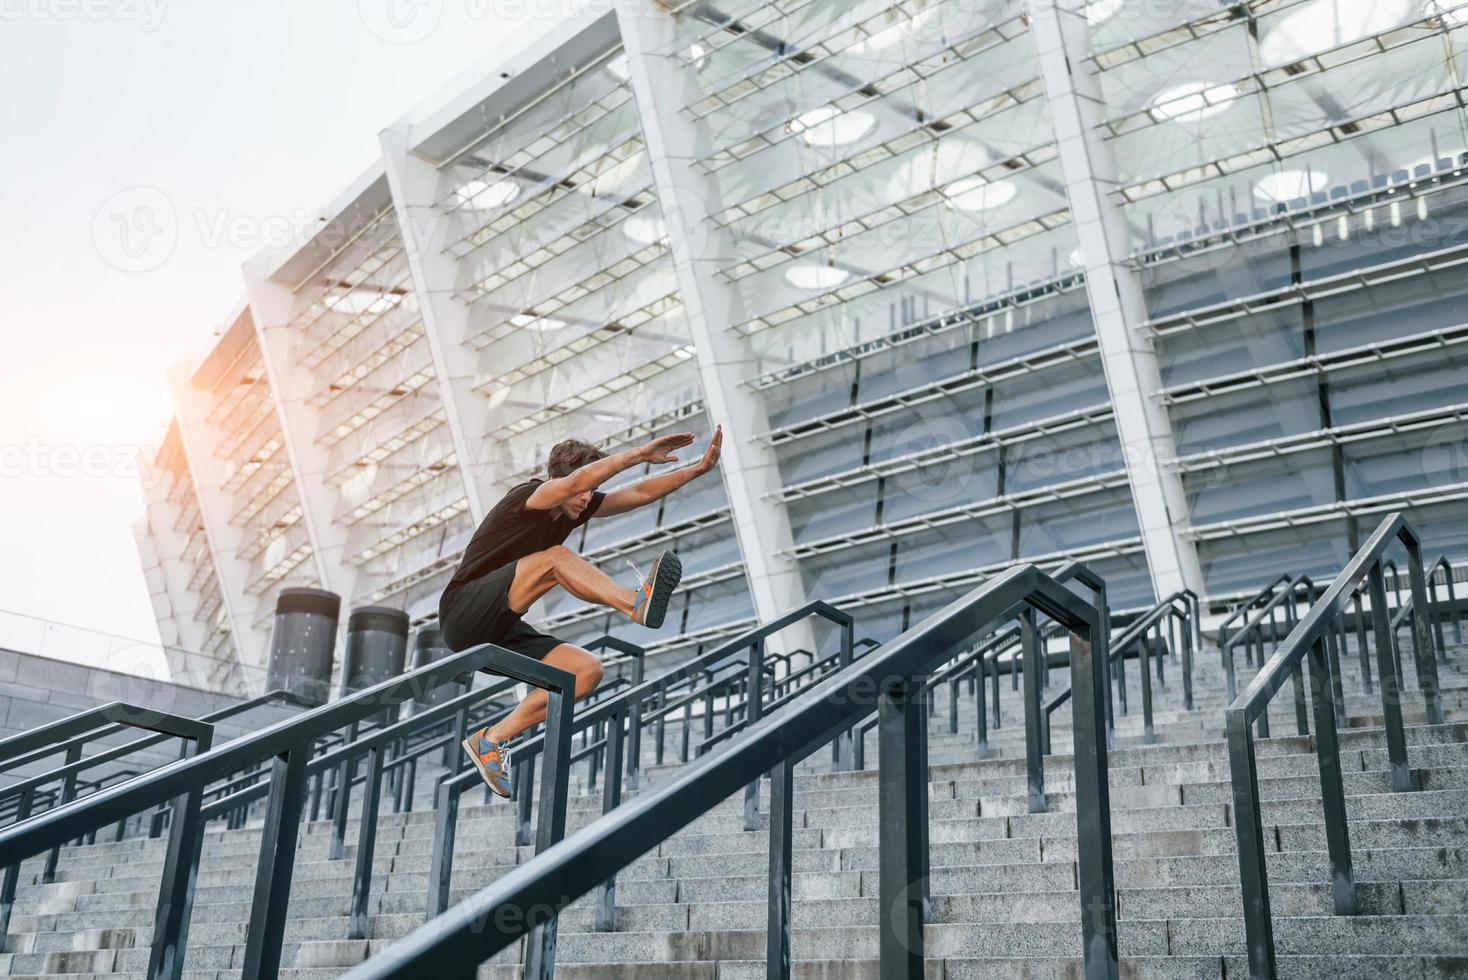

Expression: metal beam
xmin=1029 ymin=0 xmax=1204 ymax=599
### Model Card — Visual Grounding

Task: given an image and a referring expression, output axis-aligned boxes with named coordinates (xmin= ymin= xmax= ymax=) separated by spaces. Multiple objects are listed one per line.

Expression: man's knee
xmin=583 ymin=658 xmax=605 ymax=688
xmin=542 ymin=544 xmax=575 ymax=567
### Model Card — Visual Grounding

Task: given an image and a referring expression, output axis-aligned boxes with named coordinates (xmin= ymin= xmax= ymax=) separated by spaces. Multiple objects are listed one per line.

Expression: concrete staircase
xmin=3 ymin=627 xmax=1467 ymax=979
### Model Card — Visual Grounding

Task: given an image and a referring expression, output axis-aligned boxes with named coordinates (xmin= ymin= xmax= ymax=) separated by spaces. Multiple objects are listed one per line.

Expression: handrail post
xmin=523 ymin=659 xmax=575 ymax=980
xmin=147 ymin=727 xmax=215 ymax=980
xmin=877 ymin=676 xmax=926 ymax=979
xmin=1138 ymin=632 xmax=1155 ymax=744
xmin=425 ymin=780 xmax=461 ymax=919
xmin=1179 ymin=611 xmax=1195 ymax=711
xmin=1290 ymin=662 xmax=1310 ymax=736
xmin=327 ymin=721 xmax=358 ymax=861
xmin=742 ymin=640 xmax=765 ymax=832
xmin=834 ymin=620 xmax=855 ymax=770
xmin=1227 ymin=708 xmax=1275 ymax=979
xmin=1404 ymin=536 xmax=1445 ymax=726
xmin=347 ymin=743 xmax=386 ymax=941
xmin=0 ymin=786 xmax=36 ymax=951
xmin=975 ymin=655 xmax=990 ymax=759
xmin=593 ymin=709 xmax=626 ymax=932
xmin=766 ymin=756 xmax=795 ymax=980
xmin=1020 ymin=608 xmax=1046 ymax=813
xmin=1353 ymin=590 xmax=1373 ymax=694
xmin=1307 ymin=635 xmax=1357 ymax=916
xmin=240 ymin=745 xmax=310 ymax=980
xmin=515 ymin=758 xmax=536 ymax=847
xmin=1067 ymin=602 xmax=1118 ymax=980
xmin=1367 ymin=562 xmax=1414 ymax=792
xmin=41 ymin=742 xmax=82 ymax=883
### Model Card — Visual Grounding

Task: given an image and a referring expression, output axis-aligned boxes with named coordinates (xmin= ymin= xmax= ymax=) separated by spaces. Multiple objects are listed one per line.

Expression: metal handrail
xmin=1217 ymin=573 xmax=1292 ymax=649
xmin=1043 ymin=589 xmax=1198 ymax=751
xmin=1220 ymin=573 xmax=1314 ymax=702
xmin=1428 ymin=555 xmax=1462 ymax=650
xmin=422 ymin=600 xmax=856 ymax=935
xmin=0 ymin=642 xmax=566 ymax=980
xmin=1225 ymin=513 xmax=1443 ymax=979
xmin=0 ymin=689 xmax=317 ymax=846
xmin=342 ymin=563 xmax=1118 ymax=980
xmin=0 ymin=702 xmax=214 ymax=973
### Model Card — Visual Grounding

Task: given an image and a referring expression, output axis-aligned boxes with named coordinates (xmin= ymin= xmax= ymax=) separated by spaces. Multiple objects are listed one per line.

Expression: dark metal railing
xmin=0 ymin=643 xmax=564 ymax=980
xmin=1217 ymin=573 xmax=1293 ymax=650
xmin=1428 ymin=555 xmax=1462 ymax=651
xmin=1220 ymin=574 xmax=1317 ymax=705
xmin=1226 ymin=513 xmax=1444 ymax=979
xmin=422 ymin=600 xmax=856 ymax=955
xmin=1043 ymin=588 xmax=1199 ymax=751
xmin=342 ymin=563 xmax=1118 ymax=980
xmin=0 ymin=702 xmax=214 ymax=971
xmin=0 ymin=688 xmax=314 ymax=842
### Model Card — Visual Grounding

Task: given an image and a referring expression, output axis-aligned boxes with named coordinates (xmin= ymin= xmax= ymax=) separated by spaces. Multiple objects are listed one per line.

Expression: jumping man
xmin=439 ymin=425 xmax=724 ymax=795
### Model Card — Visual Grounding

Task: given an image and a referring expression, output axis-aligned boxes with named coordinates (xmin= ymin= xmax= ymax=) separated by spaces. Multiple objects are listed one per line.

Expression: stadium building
xmin=135 ymin=0 xmax=1468 ymax=692
xmin=2 ymin=3 xmax=1466 ymax=979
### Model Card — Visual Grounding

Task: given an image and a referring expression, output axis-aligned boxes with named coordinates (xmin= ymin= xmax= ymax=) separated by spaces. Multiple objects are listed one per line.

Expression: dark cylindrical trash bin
xmin=410 ymin=625 xmax=461 ymax=710
xmin=342 ymin=606 xmax=410 ymax=722
xmin=266 ymin=587 xmax=341 ymax=706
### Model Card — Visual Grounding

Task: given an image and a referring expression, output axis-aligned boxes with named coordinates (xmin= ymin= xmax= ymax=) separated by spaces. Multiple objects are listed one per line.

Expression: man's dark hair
xmin=547 ymin=439 xmax=607 ymax=479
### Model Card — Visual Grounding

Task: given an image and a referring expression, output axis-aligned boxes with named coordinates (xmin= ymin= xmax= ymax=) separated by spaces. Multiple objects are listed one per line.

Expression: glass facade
xmin=142 ymin=0 xmax=1468 ymax=688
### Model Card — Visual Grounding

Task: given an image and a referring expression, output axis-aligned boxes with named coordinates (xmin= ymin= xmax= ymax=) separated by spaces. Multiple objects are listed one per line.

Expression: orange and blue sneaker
xmin=629 ymin=551 xmax=682 ymax=629
xmin=462 ymin=729 xmax=512 ymax=797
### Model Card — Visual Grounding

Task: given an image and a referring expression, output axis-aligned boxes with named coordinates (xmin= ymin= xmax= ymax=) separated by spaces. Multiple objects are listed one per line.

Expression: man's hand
xmin=641 ymin=432 xmax=695 ymax=465
xmin=696 ymin=424 xmax=723 ymax=475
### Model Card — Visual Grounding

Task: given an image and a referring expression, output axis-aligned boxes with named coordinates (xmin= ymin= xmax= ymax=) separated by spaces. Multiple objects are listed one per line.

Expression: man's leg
xmin=483 ymin=644 xmax=605 ymax=744
xmin=508 ymin=545 xmax=637 ymax=618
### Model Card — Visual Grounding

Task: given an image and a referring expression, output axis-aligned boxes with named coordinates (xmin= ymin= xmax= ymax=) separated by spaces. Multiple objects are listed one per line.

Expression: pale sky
xmin=0 ymin=0 xmax=572 ymax=674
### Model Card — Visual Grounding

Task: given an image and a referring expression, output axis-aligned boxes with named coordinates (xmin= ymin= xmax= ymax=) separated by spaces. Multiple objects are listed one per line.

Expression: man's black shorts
xmin=438 ymin=560 xmax=563 ymax=660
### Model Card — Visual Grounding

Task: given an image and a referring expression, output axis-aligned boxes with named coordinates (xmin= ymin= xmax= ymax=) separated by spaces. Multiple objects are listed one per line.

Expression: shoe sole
xmin=638 ymin=551 xmax=682 ymax=630
xmin=461 ymin=736 xmax=512 ymax=798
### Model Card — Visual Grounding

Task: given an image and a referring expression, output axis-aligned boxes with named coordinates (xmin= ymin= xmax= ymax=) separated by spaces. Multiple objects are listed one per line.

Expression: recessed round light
xmin=784 ymin=264 xmax=852 ymax=290
xmin=1253 ymin=169 xmax=1331 ymax=204
xmin=623 ymin=215 xmax=668 ymax=245
xmin=1260 ymin=0 xmax=1411 ymax=66
xmin=1085 ymin=0 xmax=1125 ymax=25
xmin=1149 ymin=81 xmax=1239 ymax=123
xmin=944 ymin=178 xmax=1018 ymax=212
xmin=793 ymin=106 xmax=877 ymax=147
xmin=848 ymin=5 xmax=941 ymax=55
xmin=453 ymin=179 xmax=519 ymax=211
xmin=511 ymin=313 xmax=568 ymax=333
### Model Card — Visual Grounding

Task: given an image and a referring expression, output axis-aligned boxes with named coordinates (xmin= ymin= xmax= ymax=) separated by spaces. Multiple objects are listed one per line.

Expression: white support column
xmin=131 ymin=506 xmax=203 ymax=656
xmin=379 ymin=123 xmax=496 ymax=523
xmin=244 ymin=262 xmax=361 ymax=603
xmin=1030 ymin=0 xmax=1204 ymax=599
xmin=167 ymin=361 xmax=273 ymax=688
xmin=617 ymin=7 xmax=814 ymax=636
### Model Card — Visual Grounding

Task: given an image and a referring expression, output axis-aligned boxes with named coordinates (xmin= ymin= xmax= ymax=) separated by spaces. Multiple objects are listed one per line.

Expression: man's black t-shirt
xmin=443 ymin=480 xmax=605 ymax=594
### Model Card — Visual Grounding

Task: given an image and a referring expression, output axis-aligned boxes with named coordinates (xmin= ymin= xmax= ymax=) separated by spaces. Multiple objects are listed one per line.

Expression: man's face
xmin=558 ymin=489 xmax=595 ymax=520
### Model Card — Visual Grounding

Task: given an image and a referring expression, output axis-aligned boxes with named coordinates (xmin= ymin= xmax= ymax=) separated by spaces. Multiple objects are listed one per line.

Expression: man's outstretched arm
xmin=525 ymin=431 xmax=696 ymax=511
xmin=598 ymin=425 xmax=723 ymax=518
